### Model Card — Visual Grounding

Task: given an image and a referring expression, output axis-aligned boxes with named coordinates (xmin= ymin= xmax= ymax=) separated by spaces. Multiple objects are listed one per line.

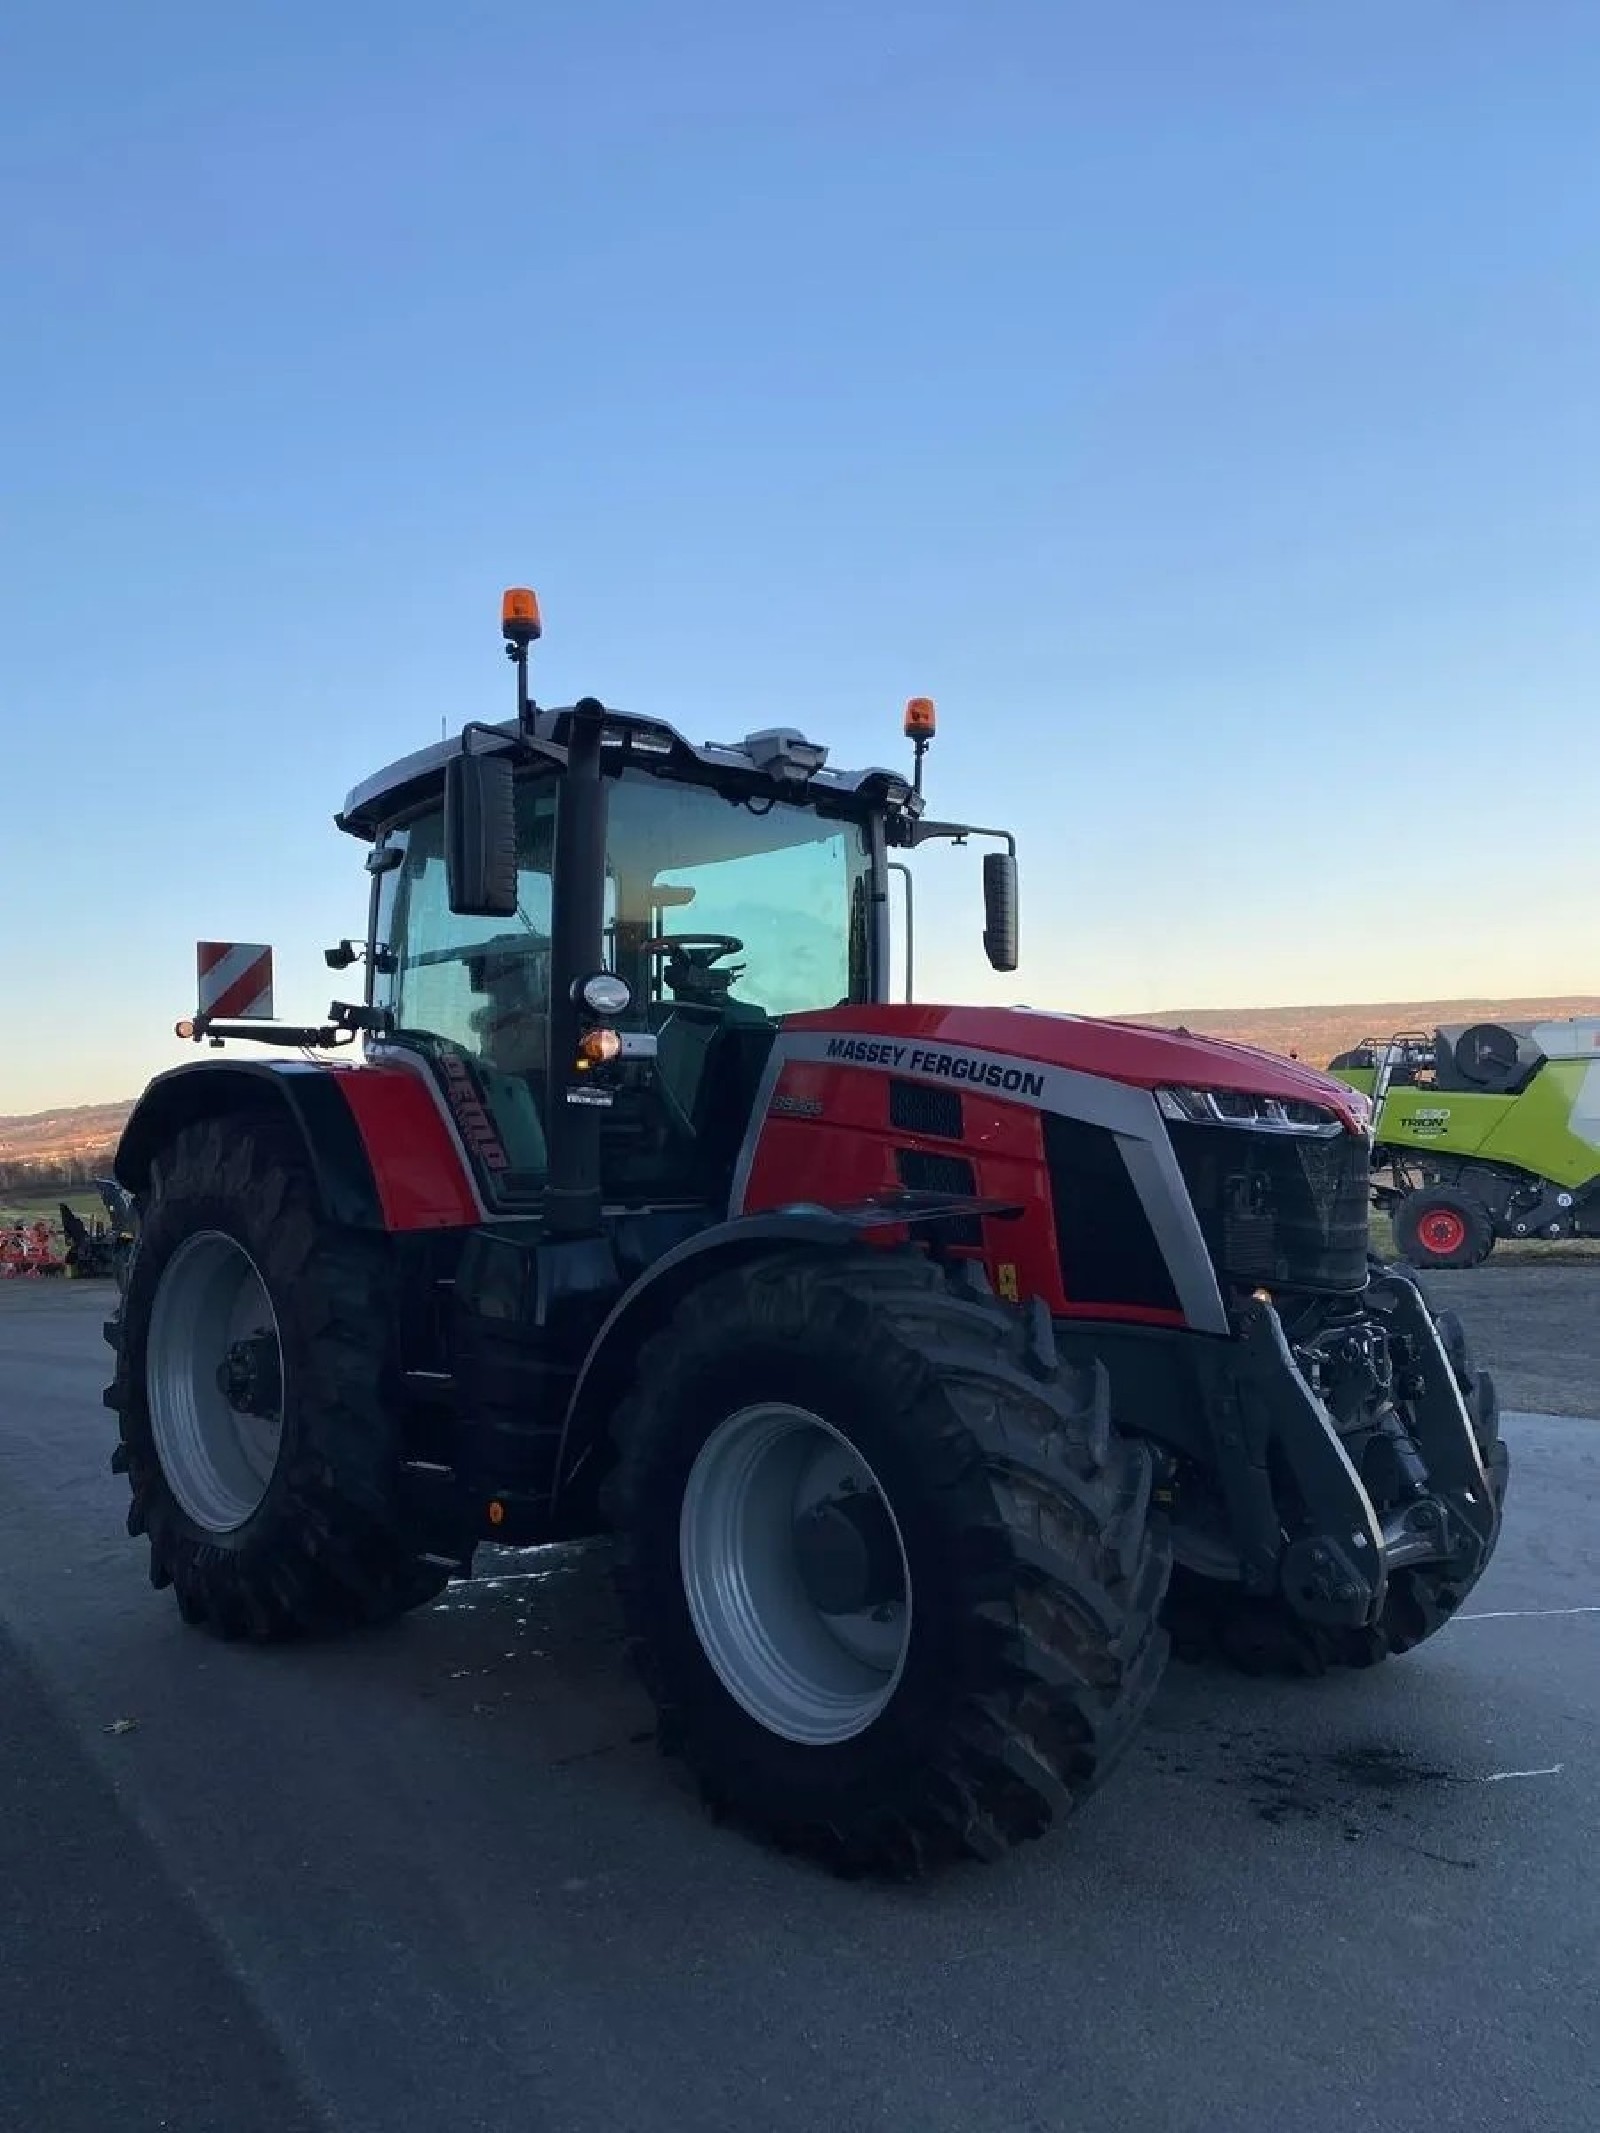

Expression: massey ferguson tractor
xmin=101 ymin=591 xmax=1509 ymax=1876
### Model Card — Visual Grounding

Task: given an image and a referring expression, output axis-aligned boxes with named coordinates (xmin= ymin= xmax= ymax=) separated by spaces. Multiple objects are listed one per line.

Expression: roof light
xmin=904 ymin=697 xmax=936 ymax=737
xmin=501 ymin=588 xmax=542 ymax=644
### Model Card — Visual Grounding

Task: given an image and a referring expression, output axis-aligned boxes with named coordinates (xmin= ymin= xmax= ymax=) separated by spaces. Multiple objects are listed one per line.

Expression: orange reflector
xmin=501 ymin=587 xmax=542 ymax=640
xmin=904 ymin=696 xmax=936 ymax=737
xmin=488 ymin=1499 xmax=506 ymax=1526
xmin=175 ymin=1018 xmax=196 ymax=1039
xmin=577 ymin=1026 xmax=623 ymax=1066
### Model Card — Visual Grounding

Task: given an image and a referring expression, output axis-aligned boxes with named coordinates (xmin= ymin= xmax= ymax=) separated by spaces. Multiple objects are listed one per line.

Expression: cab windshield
xmin=605 ymin=768 xmax=872 ymax=1019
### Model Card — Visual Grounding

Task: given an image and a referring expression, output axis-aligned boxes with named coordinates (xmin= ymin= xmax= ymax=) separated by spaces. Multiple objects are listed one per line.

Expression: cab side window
xmin=383 ymin=780 xmax=558 ymax=1195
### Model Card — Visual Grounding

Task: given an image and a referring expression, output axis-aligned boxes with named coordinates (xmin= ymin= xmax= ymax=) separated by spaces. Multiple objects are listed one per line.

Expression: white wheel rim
xmin=678 ymin=1403 xmax=913 ymax=1746
xmin=146 ymin=1230 xmax=285 ymax=1534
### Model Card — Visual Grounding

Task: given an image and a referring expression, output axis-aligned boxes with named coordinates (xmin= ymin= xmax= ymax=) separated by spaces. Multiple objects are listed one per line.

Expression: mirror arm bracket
xmin=459 ymin=719 xmax=568 ymax=772
xmin=906 ymin=819 xmax=1016 ymax=857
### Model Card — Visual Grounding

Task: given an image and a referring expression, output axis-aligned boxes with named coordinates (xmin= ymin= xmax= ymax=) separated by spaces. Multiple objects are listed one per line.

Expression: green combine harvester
xmin=1327 ymin=1016 xmax=1600 ymax=1266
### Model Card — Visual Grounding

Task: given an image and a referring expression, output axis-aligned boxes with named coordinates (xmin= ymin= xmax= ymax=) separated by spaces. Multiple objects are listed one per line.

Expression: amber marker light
xmin=577 ymin=1027 xmax=624 ymax=1067
xmin=501 ymin=587 xmax=543 ymax=642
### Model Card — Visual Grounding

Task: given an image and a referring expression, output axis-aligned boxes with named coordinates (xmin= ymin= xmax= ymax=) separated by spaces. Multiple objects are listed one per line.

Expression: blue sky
xmin=3 ymin=1 xmax=1598 ymax=1112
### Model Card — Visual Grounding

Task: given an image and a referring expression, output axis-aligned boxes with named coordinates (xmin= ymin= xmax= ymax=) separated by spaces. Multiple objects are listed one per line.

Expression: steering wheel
xmin=644 ymin=932 xmax=747 ymax=1013
xmin=642 ymin=933 xmax=745 ymax=966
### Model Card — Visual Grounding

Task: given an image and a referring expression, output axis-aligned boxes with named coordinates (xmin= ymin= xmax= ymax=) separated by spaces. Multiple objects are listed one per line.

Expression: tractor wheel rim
xmin=1421 ymin=1209 xmax=1467 ymax=1254
xmin=679 ymin=1403 xmax=913 ymax=1747
xmin=146 ymin=1230 xmax=285 ymax=1534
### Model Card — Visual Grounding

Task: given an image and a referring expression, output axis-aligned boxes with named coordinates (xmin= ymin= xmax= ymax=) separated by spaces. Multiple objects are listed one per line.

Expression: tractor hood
xmin=783 ymin=1004 xmax=1371 ymax=1133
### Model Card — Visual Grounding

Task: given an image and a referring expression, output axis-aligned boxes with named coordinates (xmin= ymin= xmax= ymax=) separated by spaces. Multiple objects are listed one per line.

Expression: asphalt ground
xmin=1410 ymin=1259 xmax=1600 ymax=1418
xmin=2 ymin=1277 xmax=1596 ymax=2133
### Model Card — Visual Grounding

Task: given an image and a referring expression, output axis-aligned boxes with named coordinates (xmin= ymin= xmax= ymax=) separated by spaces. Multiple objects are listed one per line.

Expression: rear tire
xmin=607 ymin=1251 xmax=1171 ymax=1875
xmin=1392 ymin=1185 xmax=1495 ymax=1270
xmin=104 ymin=1113 xmax=446 ymax=1640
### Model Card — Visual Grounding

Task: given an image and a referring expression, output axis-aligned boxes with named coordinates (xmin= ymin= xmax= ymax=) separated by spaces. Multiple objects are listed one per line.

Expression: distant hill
xmin=0 ymin=1101 xmax=133 ymax=1172
xmin=1125 ymin=996 xmax=1600 ymax=1065
xmin=3 ymin=994 xmax=1598 ymax=1165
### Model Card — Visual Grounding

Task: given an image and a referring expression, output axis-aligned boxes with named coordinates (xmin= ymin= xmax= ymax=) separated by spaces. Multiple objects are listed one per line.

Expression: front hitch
xmin=1196 ymin=1289 xmax=1496 ymax=1633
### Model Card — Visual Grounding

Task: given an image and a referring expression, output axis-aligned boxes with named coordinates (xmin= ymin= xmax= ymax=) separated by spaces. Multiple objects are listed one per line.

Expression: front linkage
xmin=1175 ymin=1266 xmax=1504 ymax=1672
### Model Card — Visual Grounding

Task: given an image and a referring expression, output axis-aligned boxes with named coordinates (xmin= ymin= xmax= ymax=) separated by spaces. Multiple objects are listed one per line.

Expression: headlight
xmin=1155 ymin=1085 xmax=1346 ymax=1137
xmin=577 ymin=971 xmax=632 ymax=1017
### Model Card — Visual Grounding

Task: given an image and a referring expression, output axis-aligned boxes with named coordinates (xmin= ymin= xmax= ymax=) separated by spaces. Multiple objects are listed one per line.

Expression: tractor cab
xmin=328 ymin=593 xmax=1019 ymax=1219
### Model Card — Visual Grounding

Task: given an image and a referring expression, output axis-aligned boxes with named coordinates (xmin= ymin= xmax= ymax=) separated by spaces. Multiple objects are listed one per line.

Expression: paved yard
xmin=1413 ymin=1261 xmax=1600 ymax=1416
xmin=1 ymin=1279 xmax=1595 ymax=2133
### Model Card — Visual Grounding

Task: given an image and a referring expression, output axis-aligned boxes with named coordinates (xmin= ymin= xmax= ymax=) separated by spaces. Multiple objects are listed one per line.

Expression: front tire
xmin=607 ymin=1251 xmax=1171 ymax=1875
xmin=104 ymin=1113 xmax=446 ymax=1639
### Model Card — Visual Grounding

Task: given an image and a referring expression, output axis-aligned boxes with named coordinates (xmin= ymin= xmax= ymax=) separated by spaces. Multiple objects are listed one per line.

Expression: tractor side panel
xmin=333 ymin=1064 xmax=485 ymax=1230
xmin=740 ymin=1055 xmax=1068 ymax=1307
xmin=738 ymin=1055 xmax=1188 ymax=1327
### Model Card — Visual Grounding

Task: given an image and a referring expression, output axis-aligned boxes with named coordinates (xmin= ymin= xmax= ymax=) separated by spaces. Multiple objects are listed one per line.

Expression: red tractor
xmin=103 ymin=592 xmax=1508 ymax=1875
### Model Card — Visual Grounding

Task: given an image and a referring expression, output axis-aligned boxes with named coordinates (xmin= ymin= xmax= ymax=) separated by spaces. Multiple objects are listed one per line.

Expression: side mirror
xmin=982 ymin=851 xmax=1019 ymax=973
xmin=444 ymin=751 xmax=519 ymax=917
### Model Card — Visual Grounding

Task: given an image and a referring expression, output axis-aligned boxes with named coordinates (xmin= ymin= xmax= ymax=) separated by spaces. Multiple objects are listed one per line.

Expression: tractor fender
xmin=552 ymin=1208 xmax=870 ymax=1514
xmin=113 ymin=1060 xmax=389 ymax=1228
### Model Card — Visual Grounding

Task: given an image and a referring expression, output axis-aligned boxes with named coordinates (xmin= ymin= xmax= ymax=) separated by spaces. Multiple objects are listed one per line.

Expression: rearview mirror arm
xmin=904 ymin=819 xmax=1017 ymax=858
xmin=459 ymin=720 xmax=569 ymax=773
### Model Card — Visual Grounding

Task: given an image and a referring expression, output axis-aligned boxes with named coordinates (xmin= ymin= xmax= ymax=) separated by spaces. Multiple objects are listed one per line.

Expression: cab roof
xmin=334 ymin=706 xmax=918 ymax=841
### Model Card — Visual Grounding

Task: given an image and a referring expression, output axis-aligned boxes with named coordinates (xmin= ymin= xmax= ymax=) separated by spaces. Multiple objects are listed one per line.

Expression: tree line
xmin=0 ymin=1151 xmax=119 ymax=1193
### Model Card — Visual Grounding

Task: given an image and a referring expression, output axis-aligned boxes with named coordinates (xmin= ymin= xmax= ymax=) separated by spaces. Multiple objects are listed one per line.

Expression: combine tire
xmin=1392 ymin=1185 xmax=1495 ymax=1270
xmin=104 ymin=1114 xmax=446 ymax=1640
xmin=607 ymin=1251 xmax=1171 ymax=1876
xmin=1168 ymin=1294 xmax=1508 ymax=1678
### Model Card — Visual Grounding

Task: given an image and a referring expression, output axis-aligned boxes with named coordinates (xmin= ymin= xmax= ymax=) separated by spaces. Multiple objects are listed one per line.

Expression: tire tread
xmin=104 ymin=1114 xmax=445 ymax=1642
xmin=608 ymin=1248 xmax=1171 ymax=1875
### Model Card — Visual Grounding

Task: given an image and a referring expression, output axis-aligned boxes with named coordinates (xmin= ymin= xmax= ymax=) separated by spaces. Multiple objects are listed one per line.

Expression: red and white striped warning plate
xmin=197 ymin=941 xmax=275 ymax=1021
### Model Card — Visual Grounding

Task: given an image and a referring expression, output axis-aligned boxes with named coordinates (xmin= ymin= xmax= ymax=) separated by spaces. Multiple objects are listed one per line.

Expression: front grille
xmin=1167 ymin=1122 xmax=1371 ymax=1295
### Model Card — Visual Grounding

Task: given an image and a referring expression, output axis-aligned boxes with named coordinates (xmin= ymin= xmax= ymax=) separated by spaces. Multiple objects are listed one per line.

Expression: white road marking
xmin=1480 ymin=1765 xmax=1563 ymax=1783
xmin=1456 ymin=1605 xmax=1600 ymax=1621
xmin=469 ymin=1570 xmax=577 ymax=1586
